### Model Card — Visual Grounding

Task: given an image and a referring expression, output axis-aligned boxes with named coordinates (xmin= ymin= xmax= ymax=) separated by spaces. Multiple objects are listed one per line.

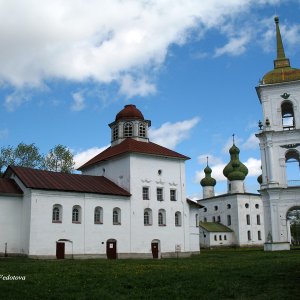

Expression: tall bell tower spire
xmin=256 ymin=16 xmax=300 ymax=251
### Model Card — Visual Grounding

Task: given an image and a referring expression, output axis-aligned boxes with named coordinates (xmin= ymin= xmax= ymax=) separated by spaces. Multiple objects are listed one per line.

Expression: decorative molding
xmin=280 ymin=143 xmax=300 ymax=149
xmin=280 ymin=92 xmax=290 ymax=99
xmin=155 ymin=179 xmax=165 ymax=185
xmin=169 ymin=182 xmax=178 ymax=187
xmin=141 ymin=179 xmax=152 ymax=183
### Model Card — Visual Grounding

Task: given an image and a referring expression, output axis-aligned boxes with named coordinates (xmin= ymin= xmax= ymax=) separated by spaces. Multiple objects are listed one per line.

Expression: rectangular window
xmin=170 ymin=189 xmax=176 ymax=201
xmin=258 ymin=231 xmax=262 ymax=240
xmin=219 ymin=235 xmax=222 ymax=241
xmin=224 ymin=235 xmax=227 ymax=241
xmin=212 ymin=216 xmax=216 ymax=222
xmin=257 ymin=214 xmax=261 ymax=225
xmin=246 ymin=214 xmax=250 ymax=225
xmin=214 ymin=235 xmax=217 ymax=241
xmin=217 ymin=216 xmax=221 ymax=223
xmin=196 ymin=214 xmax=199 ymax=227
xmin=247 ymin=230 xmax=251 ymax=241
xmin=157 ymin=188 xmax=163 ymax=201
xmin=143 ymin=187 xmax=149 ymax=200
xmin=227 ymin=215 xmax=231 ymax=226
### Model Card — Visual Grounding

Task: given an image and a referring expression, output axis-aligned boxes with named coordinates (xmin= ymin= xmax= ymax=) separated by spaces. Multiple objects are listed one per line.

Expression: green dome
xmin=200 ymin=165 xmax=216 ymax=187
xmin=223 ymin=144 xmax=248 ymax=181
xmin=257 ymin=174 xmax=263 ymax=184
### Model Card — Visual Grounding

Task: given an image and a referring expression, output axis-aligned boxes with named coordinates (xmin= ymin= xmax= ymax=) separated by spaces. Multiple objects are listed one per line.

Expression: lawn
xmin=0 ymin=248 xmax=299 ymax=299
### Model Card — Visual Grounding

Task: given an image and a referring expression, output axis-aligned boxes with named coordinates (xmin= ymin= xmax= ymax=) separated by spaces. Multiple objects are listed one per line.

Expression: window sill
xmin=72 ymin=221 xmax=81 ymax=224
xmin=52 ymin=221 xmax=62 ymax=223
xmin=159 ymin=224 xmax=166 ymax=226
xmin=113 ymin=223 xmax=121 ymax=225
xmin=94 ymin=222 xmax=103 ymax=225
xmin=175 ymin=225 xmax=182 ymax=227
xmin=144 ymin=224 xmax=152 ymax=226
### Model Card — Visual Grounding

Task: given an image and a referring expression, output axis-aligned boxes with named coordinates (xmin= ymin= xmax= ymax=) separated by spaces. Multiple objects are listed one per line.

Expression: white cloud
xmin=214 ymin=34 xmax=250 ymax=57
xmin=74 ymin=145 xmax=109 ymax=169
xmin=71 ymin=92 xmax=85 ymax=111
xmin=241 ymin=133 xmax=259 ymax=150
xmin=119 ymin=75 xmax=156 ymax=98
xmin=244 ymin=157 xmax=261 ymax=177
xmin=4 ymin=90 xmax=31 ymax=111
xmin=195 ymin=162 xmax=227 ymax=183
xmin=197 ymin=154 xmax=223 ymax=165
xmin=149 ymin=117 xmax=200 ymax=149
xmin=0 ymin=0 xmax=286 ymax=100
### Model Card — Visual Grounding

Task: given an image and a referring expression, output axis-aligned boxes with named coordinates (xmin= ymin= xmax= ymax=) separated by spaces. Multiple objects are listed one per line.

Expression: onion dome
xmin=257 ymin=174 xmax=263 ymax=184
xmin=223 ymin=143 xmax=248 ymax=181
xmin=262 ymin=17 xmax=300 ymax=85
xmin=115 ymin=104 xmax=144 ymax=121
xmin=200 ymin=164 xmax=216 ymax=187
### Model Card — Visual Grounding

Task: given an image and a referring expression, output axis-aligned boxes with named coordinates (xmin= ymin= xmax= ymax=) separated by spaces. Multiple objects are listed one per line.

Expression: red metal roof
xmin=6 ymin=166 xmax=130 ymax=197
xmin=0 ymin=178 xmax=23 ymax=195
xmin=78 ymin=138 xmax=190 ymax=170
xmin=115 ymin=104 xmax=144 ymax=121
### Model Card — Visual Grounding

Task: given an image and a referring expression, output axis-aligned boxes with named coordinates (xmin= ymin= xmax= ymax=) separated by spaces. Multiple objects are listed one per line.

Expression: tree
xmin=0 ymin=146 xmax=15 ymax=175
xmin=14 ymin=143 xmax=43 ymax=169
xmin=42 ymin=144 xmax=75 ymax=173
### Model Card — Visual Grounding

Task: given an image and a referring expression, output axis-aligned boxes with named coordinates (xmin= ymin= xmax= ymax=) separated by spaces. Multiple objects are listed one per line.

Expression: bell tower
xmin=256 ymin=17 xmax=300 ymax=251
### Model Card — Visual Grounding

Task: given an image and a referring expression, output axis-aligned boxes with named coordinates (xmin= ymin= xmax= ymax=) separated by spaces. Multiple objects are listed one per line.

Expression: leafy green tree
xmin=42 ymin=144 xmax=75 ymax=173
xmin=0 ymin=146 xmax=15 ymax=174
xmin=14 ymin=143 xmax=43 ymax=169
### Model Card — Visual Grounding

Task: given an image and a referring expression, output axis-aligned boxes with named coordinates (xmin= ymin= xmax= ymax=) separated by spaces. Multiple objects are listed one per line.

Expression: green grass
xmin=0 ymin=249 xmax=299 ymax=299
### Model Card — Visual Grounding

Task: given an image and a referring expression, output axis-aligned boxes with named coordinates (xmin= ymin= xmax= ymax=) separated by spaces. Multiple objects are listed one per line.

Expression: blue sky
xmin=1 ymin=0 xmax=300 ymax=198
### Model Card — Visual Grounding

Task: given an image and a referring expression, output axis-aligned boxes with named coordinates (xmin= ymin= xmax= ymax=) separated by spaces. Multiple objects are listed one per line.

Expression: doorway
xmin=106 ymin=239 xmax=117 ymax=259
xmin=151 ymin=239 xmax=160 ymax=259
xmin=56 ymin=242 xmax=65 ymax=259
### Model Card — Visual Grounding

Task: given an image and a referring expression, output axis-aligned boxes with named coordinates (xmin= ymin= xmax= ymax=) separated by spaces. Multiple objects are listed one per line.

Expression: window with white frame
xmin=247 ymin=230 xmax=251 ymax=240
xmin=94 ymin=206 xmax=103 ymax=224
xmin=157 ymin=187 xmax=163 ymax=201
xmin=170 ymin=189 xmax=176 ymax=201
xmin=258 ymin=231 xmax=262 ymax=240
xmin=246 ymin=214 xmax=250 ymax=225
xmin=143 ymin=187 xmax=149 ymax=200
xmin=72 ymin=205 xmax=81 ymax=223
xmin=175 ymin=211 xmax=182 ymax=226
xmin=113 ymin=207 xmax=121 ymax=225
xmin=227 ymin=215 xmax=231 ymax=226
xmin=52 ymin=204 xmax=62 ymax=223
xmin=158 ymin=209 xmax=166 ymax=226
xmin=139 ymin=123 xmax=146 ymax=137
xmin=124 ymin=122 xmax=133 ymax=137
xmin=112 ymin=126 xmax=119 ymax=141
xmin=144 ymin=209 xmax=152 ymax=225
xmin=257 ymin=214 xmax=261 ymax=225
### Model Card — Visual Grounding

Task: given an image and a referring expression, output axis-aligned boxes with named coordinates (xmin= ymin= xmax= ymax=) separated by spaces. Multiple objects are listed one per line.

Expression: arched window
xmin=144 ymin=209 xmax=152 ymax=225
xmin=158 ymin=209 xmax=166 ymax=226
xmin=113 ymin=207 xmax=121 ymax=225
xmin=72 ymin=205 xmax=81 ymax=223
xmin=52 ymin=204 xmax=62 ymax=223
xmin=139 ymin=123 xmax=146 ymax=137
xmin=112 ymin=126 xmax=119 ymax=141
xmin=281 ymin=101 xmax=295 ymax=130
xmin=285 ymin=150 xmax=300 ymax=186
xmin=94 ymin=206 xmax=103 ymax=224
xmin=175 ymin=211 xmax=182 ymax=227
xmin=124 ymin=122 xmax=133 ymax=137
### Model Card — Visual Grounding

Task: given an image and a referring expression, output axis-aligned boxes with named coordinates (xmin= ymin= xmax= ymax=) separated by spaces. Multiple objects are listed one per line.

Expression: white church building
xmin=0 ymin=104 xmax=201 ymax=259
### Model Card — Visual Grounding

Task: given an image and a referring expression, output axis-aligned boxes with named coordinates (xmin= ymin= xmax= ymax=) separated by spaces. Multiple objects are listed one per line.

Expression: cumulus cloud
xmin=244 ymin=157 xmax=261 ymax=177
xmin=4 ymin=90 xmax=32 ymax=111
xmin=149 ymin=117 xmax=200 ymax=149
xmin=195 ymin=162 xmax=227 ymax=183
xmin=71 ymin=92 xmax=85 ymax=111
xmin=241 ymin=133 xmax=259 ymax=150
xmin=197 ymin=154 xmax=223 ymax=165
xmin=74 ymin=145 xmax=109 ymax=169
xmin=0 ymin=0 xmax=288 ymax=100
xmin=214 ymin=34 xmax=250 ymax=57
xmin=119 ymin=75 xmax=156 ymax=98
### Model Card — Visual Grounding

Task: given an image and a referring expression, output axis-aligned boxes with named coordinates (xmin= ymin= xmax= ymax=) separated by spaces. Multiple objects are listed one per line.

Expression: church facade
xmin=0 ymin=104 xmax=200 ymax=258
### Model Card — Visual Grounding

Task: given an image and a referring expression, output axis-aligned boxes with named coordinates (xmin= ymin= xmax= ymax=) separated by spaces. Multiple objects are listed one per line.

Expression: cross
xmin=232 ymin=133 xmax=235 ymax=144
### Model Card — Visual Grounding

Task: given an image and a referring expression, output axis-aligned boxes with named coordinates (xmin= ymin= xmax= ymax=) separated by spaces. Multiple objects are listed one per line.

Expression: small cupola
xmin=223 ymin=136 xmax=248 ymax=193
xmin=200 ymin=158 xmax=216 ymax=199
xmin=109 ymin=104 xmax=151 ymax=146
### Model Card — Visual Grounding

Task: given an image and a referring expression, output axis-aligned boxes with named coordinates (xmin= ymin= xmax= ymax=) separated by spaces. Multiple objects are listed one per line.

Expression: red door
xmin=56 ymin=242 xmax=65 ymax=259
xmin=106 ymin=240 xmax=117 ymax=259
xmin=151 ymin=242 xmax=159 ymax=259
